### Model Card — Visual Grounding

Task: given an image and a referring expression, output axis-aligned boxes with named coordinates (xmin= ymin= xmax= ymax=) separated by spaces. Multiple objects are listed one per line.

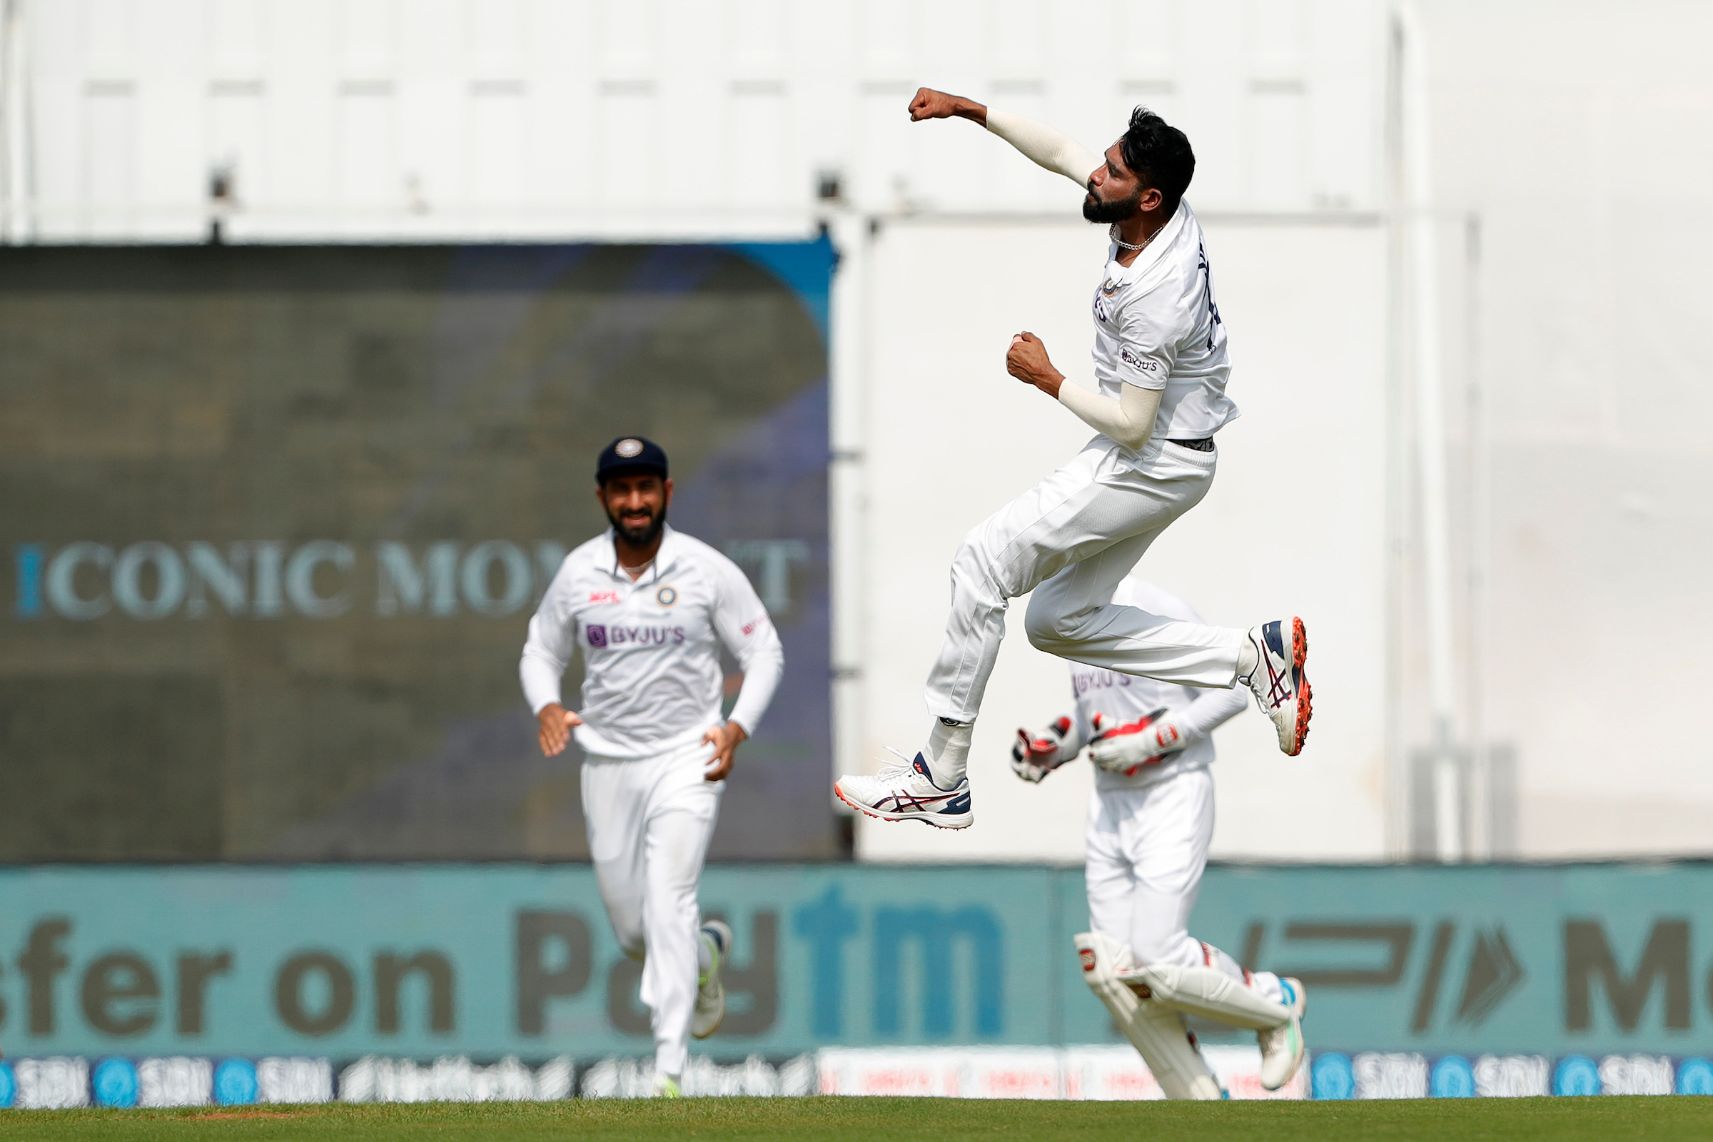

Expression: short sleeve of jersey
xmin=1115 ymin=299 xmax=1175 ymax=391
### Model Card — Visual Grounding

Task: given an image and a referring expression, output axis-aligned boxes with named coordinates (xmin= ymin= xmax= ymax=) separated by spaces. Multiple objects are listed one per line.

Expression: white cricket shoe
xmin=691 ymin=919 xmax=731 ymax=1040
xmin=834 ymin=752 xmax=973 ymax=829
xmin=1258 ymin=976 xmax=1308 ymax=1090
xmin=1239 ymin=617 xmax=1313 ymax=756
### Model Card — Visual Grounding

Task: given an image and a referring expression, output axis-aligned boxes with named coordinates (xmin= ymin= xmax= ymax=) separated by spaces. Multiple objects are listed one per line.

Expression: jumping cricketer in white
xmin=1012 ymin=574 xmax=1306 ymax=1096
xmin=835 ymin=88 xmax=1313 ymax=829
xmin=520 ymin=436 xmax=784 ymax=1099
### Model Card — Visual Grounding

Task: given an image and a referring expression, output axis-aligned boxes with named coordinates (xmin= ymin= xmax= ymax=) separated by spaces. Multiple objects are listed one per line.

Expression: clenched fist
xmin=907 ymin=87 xmax=961 ymax=121
xmin=1007 ymin=331 xmax=1063 ymax=392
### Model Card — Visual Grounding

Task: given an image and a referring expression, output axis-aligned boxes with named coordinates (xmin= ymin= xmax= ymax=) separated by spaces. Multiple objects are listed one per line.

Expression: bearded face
xmin=1083 ymin=178 xmax=1144 ymax=224
xmin=598 ymin=473 xmax=670 ymax=549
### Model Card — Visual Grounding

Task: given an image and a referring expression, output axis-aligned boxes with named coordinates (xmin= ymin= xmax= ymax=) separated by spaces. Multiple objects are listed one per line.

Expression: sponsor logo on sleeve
xmin=1119 ymin=347 xmax=1160 ymax=374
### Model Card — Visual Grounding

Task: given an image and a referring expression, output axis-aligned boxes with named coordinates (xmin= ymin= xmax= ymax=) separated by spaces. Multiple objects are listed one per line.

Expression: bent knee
xmin=1132 ymin=932 xmax=1201 ymax=970
xmin=1024 ymin=590 xmax=1078 ymax=650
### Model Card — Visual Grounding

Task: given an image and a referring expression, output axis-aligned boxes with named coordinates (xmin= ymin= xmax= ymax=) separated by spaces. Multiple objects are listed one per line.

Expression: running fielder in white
xmin=520 ymin=436 xmax=784 ymax=1098
xmin=1012 ymin=573 xmax=1306 ymax=1097
xmin=835 ymin=89 xmax=1312 ymax=829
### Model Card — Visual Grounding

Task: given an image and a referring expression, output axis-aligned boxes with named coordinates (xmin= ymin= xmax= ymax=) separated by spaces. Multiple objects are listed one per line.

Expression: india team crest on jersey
xmin=655 ymin=586 xmax=678 ymax=607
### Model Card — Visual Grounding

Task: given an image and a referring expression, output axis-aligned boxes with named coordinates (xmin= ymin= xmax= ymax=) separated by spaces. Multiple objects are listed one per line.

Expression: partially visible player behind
xmin=519 ymin=437 xmax=785 ymax=1098
xmin=1011 ymin=571 xmax=1307 ymax=1097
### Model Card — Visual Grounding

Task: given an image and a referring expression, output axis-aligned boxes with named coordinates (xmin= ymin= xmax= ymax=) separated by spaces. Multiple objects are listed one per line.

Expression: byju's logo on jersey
xmin=585 ymin=623 xmax=686 ymax=649
xmin=1119 ymin=346 xmax=1160 ymax=375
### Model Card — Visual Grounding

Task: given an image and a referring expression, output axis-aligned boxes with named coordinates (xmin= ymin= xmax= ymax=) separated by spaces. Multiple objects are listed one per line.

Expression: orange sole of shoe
xmin=1288 ymin=616 xmax=1312 ymax=756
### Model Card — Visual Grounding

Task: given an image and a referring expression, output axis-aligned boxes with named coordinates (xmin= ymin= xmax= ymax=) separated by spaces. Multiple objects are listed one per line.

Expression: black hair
xmin=1119 ymin=108 xmax=1195 ymax=219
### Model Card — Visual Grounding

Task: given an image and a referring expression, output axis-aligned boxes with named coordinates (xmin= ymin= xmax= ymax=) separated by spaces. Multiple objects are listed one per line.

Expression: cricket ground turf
xmin=0 ymin=1096 xmax=1707 ymax=1140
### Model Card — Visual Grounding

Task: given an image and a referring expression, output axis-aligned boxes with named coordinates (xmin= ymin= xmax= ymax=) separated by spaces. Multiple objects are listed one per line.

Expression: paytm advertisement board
xmin=2 ymin=863 xmax=1711 ymax=1063
xmin=0 ymin=242 xmax=835 ymax=860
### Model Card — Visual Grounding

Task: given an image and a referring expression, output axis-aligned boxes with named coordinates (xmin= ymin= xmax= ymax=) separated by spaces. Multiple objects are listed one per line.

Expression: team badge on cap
xmin=596 ymin=436 xmax=669 ymax=482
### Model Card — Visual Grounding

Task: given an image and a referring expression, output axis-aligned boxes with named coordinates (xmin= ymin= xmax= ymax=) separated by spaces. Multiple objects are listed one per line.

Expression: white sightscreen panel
xmin=335 ymin=91 xmax=397 ymax=209
xmin=1113 ymin=0 xmax=1180 ymax=83
xmin=723 ymin=0 xmax=788 ymax=75
xmin=209 ymin=0 xmax=267 ymax=80
xmin=594 ymin=0 xmax=656 ymax=77
xmin=209 ymin=89 xmax=267 ymax=204
xmin=337 ymin=0 xmax=395 ymax=78
xmin=728 ymin=88 xmax=792 ymax=210
xmin=82 ymin=88 xmax=135 ymax=225
xmin=468 ymin=0 xmax=525 ymax=78
xmin=594 ymin=88 xmax=655 ymax=207
xmin=1245 ymin=0 xmax=1307 ymax=80
xmin=81 ymin=0 xmax=135 ymax=77
xmin=1247 ymin=89 xmax=1309 ymax=211
xmin=469 ymin=90 xmax=527 ymax=207
xmin=985 ymin=0 xmax=1049 ymax=82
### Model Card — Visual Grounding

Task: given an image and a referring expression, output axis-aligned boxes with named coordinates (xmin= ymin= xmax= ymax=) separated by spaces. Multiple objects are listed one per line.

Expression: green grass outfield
xmin=1 ymin=1097 xmax=1708 ymax=1141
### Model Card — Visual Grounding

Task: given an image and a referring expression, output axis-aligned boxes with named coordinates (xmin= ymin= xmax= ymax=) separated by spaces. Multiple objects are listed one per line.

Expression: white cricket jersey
xmin=1090 ymin=201 xmax=1240 ymax=441
xmin=1069 ymin=579 xmax=1247 ymax=791
xmin=519 ymin=526 xmax=784 ymax=760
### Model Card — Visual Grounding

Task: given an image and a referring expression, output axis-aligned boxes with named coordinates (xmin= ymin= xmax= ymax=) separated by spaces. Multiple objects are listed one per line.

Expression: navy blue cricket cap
xmin=595 ymin=436 xmax=669 ymax=483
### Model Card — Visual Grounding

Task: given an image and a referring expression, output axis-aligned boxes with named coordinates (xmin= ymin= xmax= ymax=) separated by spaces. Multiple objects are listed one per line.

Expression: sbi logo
xmin=1552 ymin=1055 xmax=1600 ymax=1096
xmin=1310 ymin=1051 xmax=1354 ymax=1099
xmin=214 ymin=1059 xmax=259 ymax=1105
xmin=1676 ymin=1057 xmax=1713 ymax=1096
xmin=93 ymin=1057 xmax=140 ymax=1108
xmin=1429 ymin=1055 xmax=1475 ymax=1097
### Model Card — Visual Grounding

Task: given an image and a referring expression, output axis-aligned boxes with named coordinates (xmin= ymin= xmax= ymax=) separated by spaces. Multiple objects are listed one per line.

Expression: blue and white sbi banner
xmin=0 ymin=241 xmax=835 ymax=861
xmin=1 ymin=862 xmax=1712 ymax=1070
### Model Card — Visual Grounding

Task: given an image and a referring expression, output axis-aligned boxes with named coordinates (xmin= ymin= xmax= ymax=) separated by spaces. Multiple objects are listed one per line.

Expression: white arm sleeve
xmin=1172 ymin=682 xmax=1250 ymax=745
xmin=710 ymin=558 xmax=785 ymax=737
xmin=1057 ymin=380 xmax=1162 ymax=452
xmin=985 ymin=108 xmax=1103 ymax=187
xmin=519 ymin=566 xmax=577 ymax=714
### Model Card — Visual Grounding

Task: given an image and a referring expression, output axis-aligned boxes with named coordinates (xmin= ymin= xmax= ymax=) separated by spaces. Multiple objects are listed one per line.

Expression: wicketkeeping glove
xmin=1010 ymin=716 xmax=1077 ymax=783
xmin=1088 ymin=708 xmax=1186 ymax=777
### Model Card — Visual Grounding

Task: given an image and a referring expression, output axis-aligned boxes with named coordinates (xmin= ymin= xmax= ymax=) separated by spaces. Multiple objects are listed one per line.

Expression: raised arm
xmin=907 ymin=87 xmax=1101 ymax=188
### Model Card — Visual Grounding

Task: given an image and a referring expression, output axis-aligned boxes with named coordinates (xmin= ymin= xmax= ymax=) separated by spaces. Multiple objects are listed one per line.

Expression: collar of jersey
xmin=1106 ymin=198 xmax=1192 ymax=282
xmin=601 ymin=524 xmax=681 ymax=584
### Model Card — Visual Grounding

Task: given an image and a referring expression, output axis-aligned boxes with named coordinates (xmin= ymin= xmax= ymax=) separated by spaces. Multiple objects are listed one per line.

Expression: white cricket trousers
xmin=1085 ymin=767 xmax=1284 ymax=1005
xmin=924 ymin=438 xmax=1244 ymax=725
xmin=581 ymin=738 xmax=722 ymax=1080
